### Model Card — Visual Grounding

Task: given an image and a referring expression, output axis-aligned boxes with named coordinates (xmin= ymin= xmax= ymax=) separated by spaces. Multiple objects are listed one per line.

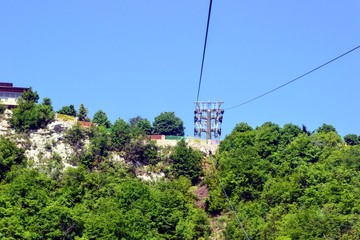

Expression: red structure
xmin=78 ymin=121 xmax=94 ymax=128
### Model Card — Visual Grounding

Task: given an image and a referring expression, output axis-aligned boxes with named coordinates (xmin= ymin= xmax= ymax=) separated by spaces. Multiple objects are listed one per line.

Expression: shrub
xmin=10 ymin=88 xmax=55 ymax=132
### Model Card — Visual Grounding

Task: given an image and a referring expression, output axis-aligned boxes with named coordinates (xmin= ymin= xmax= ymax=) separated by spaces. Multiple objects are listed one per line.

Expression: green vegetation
xmin=3 ymin=88 xmax=360 ymax=239
xmin=0 ymin=137 xmax=210 ymax=239
xmin=0 ymin=137 xmax=25 ymax=180
xmin=10 ymin=88 xmax=55 ymax=132
xmin=57 ymin=104 xmax=77 ymax=116
xmin=344 ymin=133 xmax=360 ymax=146
xmin=84 ymin=126 xmax=111 ymax=169
xmin=170 ymin=139 xmax=203 ymax=183
xmin=208 ymin=122 xmax=360 ymax=239
xmin=129 ymin=116 xmax=153 ymax=136
xmin=153 ymin=112 xmax=185 ymax=136
xmin=92 ymin=109 xmax=111 ymax=128
xmin=57 ymin=104 xmax=91 ymax=122
xmin=123 ymin=139 xmax=159 ymax=166
xmin=64 ymin=123 xmax=87 ymax=151
xmin=77 ymin=103 xmax=89 ymax=122
xmin=110 ymin=118 xmax=131 ymax=151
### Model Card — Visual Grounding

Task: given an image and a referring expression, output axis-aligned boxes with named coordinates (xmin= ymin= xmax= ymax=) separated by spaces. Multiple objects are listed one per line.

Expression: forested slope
xmin=207 ymin=122 xmax=360 ymax=239
xmin=0 ymin=138 xmax=210 ymax=239
xmin=1 ymin=88 xmax=359 ymax=239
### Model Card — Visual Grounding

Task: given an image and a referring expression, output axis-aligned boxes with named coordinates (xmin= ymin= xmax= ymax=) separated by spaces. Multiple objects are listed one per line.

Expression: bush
xmin=0 ymin=137 xmax=25 ymax=180
xmin=123 ymin=140 xmax=159 ymax=166
xmin=10 ymin=88 xmax=54 ymax=132
xmin=110 ymin=118 xmax=131 ymax=151
xmin=153 ymin=112 xmax=185 ymax=136
xmin=170 ymin=140 xmax=203 ymax=183
xmin=64 ymin=123 xmax=87 ymax=150
xmin=57 ymin=104 xmax=77 ymax=116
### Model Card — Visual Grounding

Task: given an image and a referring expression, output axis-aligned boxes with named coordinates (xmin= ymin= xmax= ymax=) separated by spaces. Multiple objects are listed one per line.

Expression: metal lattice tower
xmin=194 ymin=101 xmax=224 ymax=140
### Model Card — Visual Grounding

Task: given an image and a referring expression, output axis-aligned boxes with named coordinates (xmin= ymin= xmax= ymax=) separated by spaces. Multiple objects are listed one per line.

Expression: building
xmin=0 ymin=82 xmax=29 ymax=107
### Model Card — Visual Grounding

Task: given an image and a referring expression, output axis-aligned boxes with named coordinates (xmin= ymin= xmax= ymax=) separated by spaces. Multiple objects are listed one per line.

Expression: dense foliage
xmin=4 ymin=93 xmax=360 ymax=240
xmin=0 ymin=137 xmax=25 ymax=180
xmin=57 ymin=104 xmax=77 ymax=117
xmin=171 ymin=140 xmax=203 ymax=184
xmin=130 ymin=117 xmax=153 ymax=136
xmin=208 ymin=122 xmax=360 ymax=239
xmin=77 ymin=104 xmax=89 ymax=122
xmin=110 ymin=118 xmax=131 ymax=151
xmin=0 ymin=167 xmax=210 ymax=239
xmin=10 ymin=88 xmax=55 ymax=132
xmin=92 ymin=109 xmax=111 ymax=128
xmin=344 ymin=133 xmax=360 ymax=146
xmin=0 ymin=138 xmax=210 ymax=239
xmin=153 ymin=112 xmax=185 ymax=136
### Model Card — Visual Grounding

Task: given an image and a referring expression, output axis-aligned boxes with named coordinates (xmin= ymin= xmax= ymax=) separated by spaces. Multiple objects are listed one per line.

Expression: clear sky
xmin=1 ymin=1 xmax=359 ymax=138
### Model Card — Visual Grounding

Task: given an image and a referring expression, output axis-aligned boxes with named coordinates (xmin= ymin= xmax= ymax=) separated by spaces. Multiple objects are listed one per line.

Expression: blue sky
xmin=1 ymin=1 xmax=359 ymax=138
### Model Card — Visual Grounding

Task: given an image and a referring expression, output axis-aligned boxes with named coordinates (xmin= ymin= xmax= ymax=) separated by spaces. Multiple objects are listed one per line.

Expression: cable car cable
xmin=195 ymin=1 xmax=250 ymax=238
xmin=196 ymin=0 xmax=213 ymax=102
xmin=226 ymin=44 xmax=360 ymax=110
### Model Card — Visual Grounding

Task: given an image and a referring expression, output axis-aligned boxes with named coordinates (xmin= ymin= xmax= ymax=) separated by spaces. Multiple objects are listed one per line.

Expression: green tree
xmin=123 ymin=139 xmax=159 ymax=166
xmin=64 ymin=123 xmax=87 ymax=151
xmin=0 ymin=137 xmax=25 ymax=180
xmin=42 ymin=97 xmax=53 ymax=109
xmin=0 ymin=168 xmax=55 ymax=239
xmin=133 ymin=118 xmax=153 ymax=136
xmin=217 ymin=129 xmax=267 ymax=201
xmin=284 ymin=133 xmax=320 ymax=167
xmin=344 ymin=134 xmax=360 ymax=146
xmin=153 ymin=112 xmax=185 ymax=136
xmin=255 ymin=122 xmax=281 ymax=158
xmin=110 ymin=118 xmax=131 ymax=151
xmin=21 ymin=86 xmax=39 ymax=103
xmin=92 ymin=109 xmax=111 ymax=128
xmin=280 ymin=123 xmax=302 ymax=146
xmin=84 ymin=126 xmax=111 ymax=169
xmin=77 ymin=103 xmax=89 ymax=122
xmin=39 ymin=98 xmax=55 ymax=126
xmin=57 ymin=104 xmax=77 ymax=116
xmin=170 ymin=140 xmax=203 ymax=183
xmin=136 ymin=118 xmax=152 ymax=134
xmin=232 ymin=122 xmax=253 ymax=134
xmin=316 ymin=123 xmax=337 ymax=134
xmin=210 ymin=122 xmax=360 ymax=239
xmin=129 ymin=115 xmax=143 ymax=128
xmin=10 ymin=88 xmax=54 ymax=132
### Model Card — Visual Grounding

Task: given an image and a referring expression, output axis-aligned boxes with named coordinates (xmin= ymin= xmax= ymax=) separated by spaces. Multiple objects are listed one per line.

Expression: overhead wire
xmin=211 ymin=156 xmax=250 ymax=240
xmin=195 ymin=1 xmax=359 ymax=238
xmin=196 ymin=0 xmax=213 ymax=102
xmin=195 ymin=1 xmax=250 ymax=238
xmin=226 ymin=44 xmax=360 ymax=110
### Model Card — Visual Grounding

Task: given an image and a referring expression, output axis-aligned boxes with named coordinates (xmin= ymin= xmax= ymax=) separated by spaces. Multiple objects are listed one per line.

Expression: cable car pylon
xmin=194 ymin=101 xmax=224 ymax=140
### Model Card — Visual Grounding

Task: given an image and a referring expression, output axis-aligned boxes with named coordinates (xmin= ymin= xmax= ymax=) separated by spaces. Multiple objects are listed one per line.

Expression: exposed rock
xmin=194 ymin=185 xmax=209 ymax=209
xmin=0 ymin=112 xmax=80 ymax=168
xmin=137 ymin=171 xmax=165 ymax=182
xmin=154 ymin=138 xmax=219 ymax=155
xmin=0 ymin=110 xmax=219 ymax=181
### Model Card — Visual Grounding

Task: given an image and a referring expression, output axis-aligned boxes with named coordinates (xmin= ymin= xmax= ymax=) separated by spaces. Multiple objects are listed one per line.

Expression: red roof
xmin=79 ymin=121 xmax=93 ymax=128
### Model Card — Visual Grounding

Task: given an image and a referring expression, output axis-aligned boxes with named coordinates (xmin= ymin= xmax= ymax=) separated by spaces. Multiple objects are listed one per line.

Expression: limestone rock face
xmin=0 ymin=110 xmax=219 ymax=181
xmin=0 ymin=111 xmax=82 ymax=169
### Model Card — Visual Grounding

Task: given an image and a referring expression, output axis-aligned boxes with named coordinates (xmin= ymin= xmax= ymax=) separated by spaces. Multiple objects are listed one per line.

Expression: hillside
xmin=0 ymin=109 xmax=217 ymax=179
xmin=0 ymin=92 xmax=360 ymax=239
